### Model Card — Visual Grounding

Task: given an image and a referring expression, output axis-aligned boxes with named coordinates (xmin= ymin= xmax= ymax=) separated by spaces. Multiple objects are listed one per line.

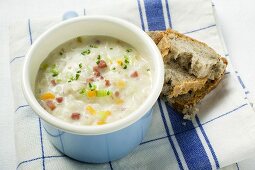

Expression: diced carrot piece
xmin=46 ymin=100 xmax=56 ymax=110
xmin=87 ymin=90 xmax=96 ymax=98
xmin=97 ymin=120 xmax=106 ymax=125
xmin=114 ymin=98 xmax=124 ymax=105
xmin=116 ymin=80 xmax=126 ymax=89
xmin=86 ymin=105 xmax=96 ymax=115
xmin=40 ymin=92 xmax=55 ymax=100
xmin=117 ymin=60 xmax=123 ymax=66
xmin=99 ymin=111 xmax=111 ymax=121
xmin=71 ymin=113 xmax=80 ymax=120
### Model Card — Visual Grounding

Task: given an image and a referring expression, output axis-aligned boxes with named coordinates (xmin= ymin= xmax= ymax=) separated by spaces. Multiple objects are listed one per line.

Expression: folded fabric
xmin=10 ymin=0 xmax=255 ymax=169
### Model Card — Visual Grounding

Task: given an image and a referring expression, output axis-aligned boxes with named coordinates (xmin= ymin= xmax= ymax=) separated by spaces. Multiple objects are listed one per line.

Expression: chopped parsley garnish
xmin=88 ymin=82 xmax=92 ymax=88
xmin=56 ymin=79 xmax=62 ymax=83
xmin=126 ymin=48 xmax=132 ymax=52
xmin=110 ymin=47 xmax=113 ymax=50
xmin=59 ymin=48 xmax=65 ymax=55
xmin=68 ymin=75 xmax=75 ymax=82
xmin=40 ymin=63 xmax=48 ymax=70
xmin=90 ymin=44 xmax=98 ymax=48
xmin=77 ymin=37 xmax=82 ymax=43
xmin=75 ymin=73 xmax=80 ymax=80
xmin=96 ymin=55 xmax=101 ymax=64
xmin=123 ymin=65 xmax=127 ymax=69
xmin=79 ymin=88 xmax=86 ymax=95
xmin=50 ymin=68 xmax=59 ymax=77
xmin=112 ymin=67 xmax=116 ymax=70
xmin=124 ymin=56 xmax=129 ymax=64
xmin=147 ymin=68 xmax=150 ymax=71
xmin=96 ymin=90 xmax=112 ymax=97
xmin=79 ymin=63 xmax=82 ymax=68
xmin=77 ymin=70 xmax=81 ymax=73
xmin=81 ymin=49 xmax=91 ymax=55
xmin=88 ymin=83 xmax=97 ymax=90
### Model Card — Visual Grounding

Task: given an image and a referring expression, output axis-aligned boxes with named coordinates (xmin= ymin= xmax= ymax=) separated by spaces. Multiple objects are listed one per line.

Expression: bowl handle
xmin=62 ymin=11 xmax=78 ymax=20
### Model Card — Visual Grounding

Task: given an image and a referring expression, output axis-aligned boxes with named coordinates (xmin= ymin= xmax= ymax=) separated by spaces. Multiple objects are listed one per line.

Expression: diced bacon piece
xmin=131 ymin=71 xmax=138 ymax=78
xmin=98 ymin=60 xmax=107 ymax=68
xmin=56 ymin=97 xmax=63 ymax=103
xmin=46 ymin=100 xmax=56 ymax=110
xmin=93 ymin=66 xmax=100 ymax=77
xmin=86 ymin=77 xmax=94 ymax=83
xmin=51 ymin=80 xmax=57 ymax=86
xmin=100 ymin=76 xmax=104 ymax=80
xmin=105 ymin=80 xmax=111 ymax=87
xmin=71 ymin=113 xmax=80 ymax=120
xmin=93 ymin=66 xmax=99 ymax=72
xmin=94 ymin=71 xmax=100 ymax=77
xmin=114 ymin=91 xmax=120 ymax=97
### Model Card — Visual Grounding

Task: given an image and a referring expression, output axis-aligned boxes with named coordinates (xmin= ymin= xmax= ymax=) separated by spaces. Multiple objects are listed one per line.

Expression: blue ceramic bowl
xmin=22 ymin=16 xmax=164 ymax=163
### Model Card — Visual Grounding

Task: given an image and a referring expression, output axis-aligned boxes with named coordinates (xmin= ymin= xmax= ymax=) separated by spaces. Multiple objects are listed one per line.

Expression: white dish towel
xmin=9 ymin=0 xmax=255 ymax=169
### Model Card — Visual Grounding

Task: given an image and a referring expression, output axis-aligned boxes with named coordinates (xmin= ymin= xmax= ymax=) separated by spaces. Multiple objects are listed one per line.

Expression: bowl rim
xmin=22 ymin=15 xmax=164 ymax=135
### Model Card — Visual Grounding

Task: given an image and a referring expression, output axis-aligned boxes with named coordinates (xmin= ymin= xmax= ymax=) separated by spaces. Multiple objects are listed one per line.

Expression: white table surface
xmin=1 ymin=0 xmax=255 ymax=169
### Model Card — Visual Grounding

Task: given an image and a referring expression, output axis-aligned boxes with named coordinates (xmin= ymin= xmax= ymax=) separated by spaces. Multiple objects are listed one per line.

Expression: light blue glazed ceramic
xmin=42 ymin=109 xmax=152 ymax=163
xmin=22 ymin=15 xmax=164 ymax=163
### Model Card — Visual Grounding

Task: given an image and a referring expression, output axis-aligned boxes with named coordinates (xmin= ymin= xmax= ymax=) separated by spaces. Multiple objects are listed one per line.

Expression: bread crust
xmin=147 ymin=29 xmax=228 ymax=116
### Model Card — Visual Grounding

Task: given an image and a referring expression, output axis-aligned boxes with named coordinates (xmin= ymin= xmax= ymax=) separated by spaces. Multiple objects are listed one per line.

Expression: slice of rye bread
xmin=157 ymin=29 xmax=226 ymax=80
xmin=147 ymin=29 xmax=227 ymax=116
xmin=148 ymin=30 xmax=211 ymax=97
xmin=168 ymin=72 xmax=225 ymax=117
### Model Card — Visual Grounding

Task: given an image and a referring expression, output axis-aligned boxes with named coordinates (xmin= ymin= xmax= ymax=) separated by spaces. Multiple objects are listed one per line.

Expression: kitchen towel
xmin=9 ymin=0 xmax=255 ymax=169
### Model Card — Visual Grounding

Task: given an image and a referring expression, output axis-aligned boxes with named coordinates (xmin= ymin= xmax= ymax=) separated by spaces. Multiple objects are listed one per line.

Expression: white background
xmin=0 ymin=0 xmax=255 ymax=169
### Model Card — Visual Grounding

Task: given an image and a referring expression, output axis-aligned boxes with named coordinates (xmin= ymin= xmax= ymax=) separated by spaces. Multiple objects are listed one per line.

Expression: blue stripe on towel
xmin=137 ymin=0 xmax=145 ymax=30
xmin=109 ymin=161 xmax=113 ymax=170
xmin=38 ymin=118 xmax=45 ymax=170
xmin=184 ymin=24 xmax=216 ymax=34
xmin=10 ymin=55 xmax=25 ymax=63
xmin=195 ymin=115 xmax=220 ymax=168
xmin=28 ymin=19 xmax=33 ymax=45
xmin=15 ymin=104 xmax=29 ymax=112
xmin=165 ymin=105 xmax=212 ymax=170
xmin=17 ymin=155 xmax=65 ymax=169
xmin=158 ymin=100 xmax=184 ymax=170
xmin=28 ymin=19 xmax=45 ymax=170
xmin=237 ymin=76 xmax=245 ymax=89
xmin=236 ymin=163 xmax=240 ymax=170
xmin=143 ymin=0 xmax=166 ymax=30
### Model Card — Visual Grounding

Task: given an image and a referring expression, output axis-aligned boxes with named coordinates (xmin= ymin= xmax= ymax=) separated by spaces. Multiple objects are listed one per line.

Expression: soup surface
xmin=35 ymin=36 xmax=152 ymax=125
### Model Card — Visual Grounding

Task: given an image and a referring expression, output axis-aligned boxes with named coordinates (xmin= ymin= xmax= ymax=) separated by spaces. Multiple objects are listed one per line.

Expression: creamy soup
xmin=35 ymin=36 xmax=152 ymax=126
